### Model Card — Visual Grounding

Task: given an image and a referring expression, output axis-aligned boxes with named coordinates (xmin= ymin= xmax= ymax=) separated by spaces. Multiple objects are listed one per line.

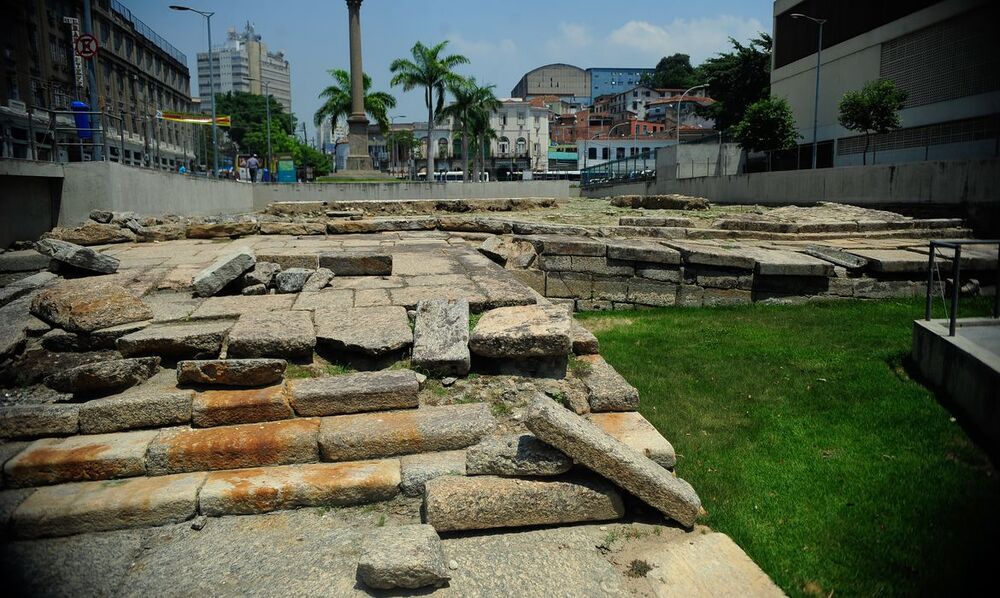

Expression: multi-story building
xmin=587 ymin=67 xmax=655 ymax=101
xmin=770 ymin=0 xmax=1000 ymax=167
xmin=0 ymin=0 xmax=194 ymax=168
xmin=197 ymin=23 xmax=291 ymax=113
xmin=317 ymin=118 xmax=348 ymax=153
xmin=510 ymin=64 xmax=656 ymax=106
xmin=603 ymin=86 xmax=704 ymax=121
xmin=645 ymin=95 xmax=716 ymax=137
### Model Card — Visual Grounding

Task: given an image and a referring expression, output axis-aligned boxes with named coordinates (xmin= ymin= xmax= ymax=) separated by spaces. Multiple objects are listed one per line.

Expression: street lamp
xmin=390 ymin=114 xmax=406 ymax=177
xmin=170 ymin=5 xmax=218 ymax=178
xmin=791 ymin=13 xmax=827 ymax=169
xmin=244 ymin=76 xmax=272 ymax=181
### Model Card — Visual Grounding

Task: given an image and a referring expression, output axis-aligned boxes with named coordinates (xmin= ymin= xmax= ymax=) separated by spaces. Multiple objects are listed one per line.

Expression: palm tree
xmin=389 ymin=41 xmax=469 ymax=179
xmin=438 ymin=79 xmax=476 ymax=181
xmin=313 ymin=69 xmax=396 ymax=137
xmin=466 ymin=83 xmax=502 ymax=182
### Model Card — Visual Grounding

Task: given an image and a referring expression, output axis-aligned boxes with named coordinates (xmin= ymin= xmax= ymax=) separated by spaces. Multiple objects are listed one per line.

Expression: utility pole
xmin=82 ymin=0 xmax=101 ymax=160
xmin=792 ymin=13 xmax=827 ymax=169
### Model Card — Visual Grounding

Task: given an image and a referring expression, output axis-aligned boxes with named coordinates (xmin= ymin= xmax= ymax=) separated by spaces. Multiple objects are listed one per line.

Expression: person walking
xmin=247 ymin=154 xmax=260 ymax=183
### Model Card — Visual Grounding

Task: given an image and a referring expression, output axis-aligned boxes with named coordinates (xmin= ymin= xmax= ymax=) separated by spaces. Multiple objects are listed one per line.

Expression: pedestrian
xmin=247 ymin=154 xmax=260 ymax=183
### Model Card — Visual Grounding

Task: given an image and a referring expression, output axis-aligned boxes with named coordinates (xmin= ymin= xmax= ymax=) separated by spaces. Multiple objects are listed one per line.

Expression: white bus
xmin=417 ymin=171 xmax=490 ymax=182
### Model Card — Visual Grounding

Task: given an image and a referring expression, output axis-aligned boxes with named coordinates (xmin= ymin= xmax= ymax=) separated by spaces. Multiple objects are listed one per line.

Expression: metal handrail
xmin=924 ymin=239 xmax=1000 ymax=336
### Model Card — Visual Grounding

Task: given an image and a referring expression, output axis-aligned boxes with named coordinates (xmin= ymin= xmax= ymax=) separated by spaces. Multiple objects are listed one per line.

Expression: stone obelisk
xmin=345 ymin=0 xmax=374 ymax=171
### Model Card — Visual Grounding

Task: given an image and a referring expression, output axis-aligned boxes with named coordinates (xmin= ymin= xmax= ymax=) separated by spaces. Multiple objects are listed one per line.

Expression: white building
xmin=770 ymin=0 xmax=1000 ymax=167
xmin=317 ymin=118 xmax=349 ymax=153
xmin=196 ymin=23 xmax=292 ymax=113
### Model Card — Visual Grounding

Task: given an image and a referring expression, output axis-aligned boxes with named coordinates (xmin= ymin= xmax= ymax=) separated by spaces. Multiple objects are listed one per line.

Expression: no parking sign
xmin=74 ymin=33 xmax=99 ymax=59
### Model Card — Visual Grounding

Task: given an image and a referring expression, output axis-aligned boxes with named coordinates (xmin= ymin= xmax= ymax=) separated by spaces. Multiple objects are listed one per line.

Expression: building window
xmin=601 ymin=147 xmax=609 ymax=159
xmin=616 ymin=147 xmax=626 ymax=159
xmin=516 ymin=137 xmax=526 ymax=155
xmin=437 ymin=137 xmax=448 ymax=158
xmin=588 ymin=147 xmax=597 ymax=160
xmin=498 ymin=136 xmax=510 ymax=155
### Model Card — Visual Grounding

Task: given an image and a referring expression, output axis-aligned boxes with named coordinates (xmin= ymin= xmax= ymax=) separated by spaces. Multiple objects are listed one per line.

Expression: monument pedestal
xmin=346 ymin=115 xmax=374 ymax=172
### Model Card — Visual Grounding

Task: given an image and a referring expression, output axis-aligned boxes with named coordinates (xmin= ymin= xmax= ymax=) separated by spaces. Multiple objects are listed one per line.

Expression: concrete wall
xmin=251 ymin=180 xmax=572 ymax=210
xmin=59 ymin=162 xmax=254 ymax=225
xmin=657 ymin=144 xmax=744 ymax=180
xmin=0 ymin=160 xmax=63 ymax=247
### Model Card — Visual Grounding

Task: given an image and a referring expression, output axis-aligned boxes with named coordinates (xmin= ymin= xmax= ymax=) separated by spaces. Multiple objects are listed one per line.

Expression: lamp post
xmin=390 ymin=114 xmax=406 ymax=177
xmin=244 ymin=77 xmax=272 ymax=180
xmin=791 ymin=13 xmax=826 ymax=169
xmin=170 ymin=5 xmax=218 ymax=178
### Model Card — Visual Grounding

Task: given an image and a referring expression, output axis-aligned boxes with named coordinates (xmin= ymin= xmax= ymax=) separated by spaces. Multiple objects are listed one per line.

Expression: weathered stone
xmin=571 ymin=321 xmax=599 ymax=355
xmin=226 ymin=310 xmax=316 ymax=359
xmin=399 ymin=450 xmax=466 ymax=497
xmin=176 ymin=358 xmax=286 ymax=387
xmin=45 ymin=357 xmax=160 ymax=395
xmin=478 ymin=236 xmax=537 ymax=269
xmin=117 ymin=319 xmax=232 ymax=359
xmin=137 ymin=223 xmax=186 ymax=242
xmin=199 ymin=460 xmax=400 ymax=517
xmin=844 ymin=249 xmax=935 ymax=274
xmin=192 ymin=384 xmax=293 ymax=427
xmin=358 ymin=524 xmax=450 ymax=590
xmin=508 ymin=268 xmax=546 ymax=294
xmin=274 ymin=268 xmax=313 ymax=294
xmin=0 ymin=249 xmax=51 ymax=272
xmin=318 ymin=252 xmax=393 ymax=276
xmin=618 ymin=216 xmax=693 ymax=228
xmin=606 ymin=240 xmax=681 ymax=265
xmin=469 ymin=304 xmax=572 ymax=358
xmin=78 ymin=379 xmax=193 ymax=434
xmin=524 ymin=395 xmax=701 ymax=527
xmin=636 ymin=264 xmax=682 ymax=283
xmin=31 ymin=278 xmax=153 ymax=333
xmin=0 ymin=404 xmax=79 ymax=440
xmin=186 ymin=221 xmax=259 ymax=239
xmin=11 ymin=472 xmax=205 ymax=539
xmin=191 ymin=294 xmax=295 ymax=318
xmin=319 ymin=403 xmax=494 ymax=462
xmin=663 ymin=242 xmax=756 ymax=270
xmin=466 ymin=433 xmax=572 ymax=476
xmin=315 ymin=306 xmax=412 ymax=356
xmin=88 ymin=320 xmax=152 ymax=349
xmin=612 ymin=194 xmax=709 ymax=210
xmin=743 ymin=248 xmax=834 ymax=277
xmin=292 ymin=289 xmax=355 ymax=311
xmin=89 ymin=210 xmax=113 ymax=223
xmin=192 ymin=250 xmax=256 ymax=297
xmin=587 ymin=411 xmax=676 ymax=469
xmin=535 ymin=235 xmax=606 ymax=256
xmin=411 ymin=299 xmax=471 ymax=376
xmin=0 ymin=295 xmax=36 ymax=359
xmin=0 ymin=442 xmax=29 ymax=488
xmin=702 ymin=288 xmax=752 ymax=307
xmin=0 ymin=271 xmax=57 ymax=308
xmin=288 ymin=370 xmax=419 ymax=417
xmin=424 ymin=474 xmax=623 ymax=532
xmin=258 ymin=221 xmax=326 ymax=236
xmin=4 ymin=429 xmax=157 ymax=487
xmin=44 ymin=223 xmax=135 ymax=246
xmin=145 ymin=418 xmax=320 ymax=475
xmin=243 ymin=262 xmax=282 ymax=288
xmin=301 ymin=268 xmax=334 ymax=292
xmin=803 ymin=244 xmax=868 ymax=270
xmin=256 ymin=253 xmax=319 ymax=270
xmin=574 ymin=354 xmax=639 ymax=412
xmin=241 ymin=284 xmax=267 ymax=296
xmin=545 ymin=271 xmax=592 ymax=299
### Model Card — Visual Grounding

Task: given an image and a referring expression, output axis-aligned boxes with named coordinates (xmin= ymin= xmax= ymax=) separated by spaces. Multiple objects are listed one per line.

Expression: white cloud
xmin=606 ymin=15 xmax=765 ymax=63
xmin=546 ymin=22 xmax=593 ymax=53
xmin=448 ymin=34 xmax=517 ymax=57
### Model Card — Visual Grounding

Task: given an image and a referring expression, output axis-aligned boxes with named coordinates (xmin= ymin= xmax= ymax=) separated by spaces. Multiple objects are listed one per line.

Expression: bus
xmin=417 ymin=171 xmax=490 ymax=182
xmin=533 ymin=171 xmax=581 ymax=181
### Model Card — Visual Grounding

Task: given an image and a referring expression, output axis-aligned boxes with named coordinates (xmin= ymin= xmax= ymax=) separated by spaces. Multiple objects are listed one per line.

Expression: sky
xmin=129 ymin=0 xmax=773 ymax=137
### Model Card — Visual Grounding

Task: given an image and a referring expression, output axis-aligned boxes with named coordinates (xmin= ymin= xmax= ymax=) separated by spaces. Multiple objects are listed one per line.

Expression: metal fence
xmin=924 ymin=240 xmax=1000 ymax=336
xmin=581 ymin=149 xmax=657 ymax=187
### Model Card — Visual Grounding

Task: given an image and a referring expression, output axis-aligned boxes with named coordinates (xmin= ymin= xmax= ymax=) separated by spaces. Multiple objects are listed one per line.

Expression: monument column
xmin=345 ymin=0 xmax=373 ymax=171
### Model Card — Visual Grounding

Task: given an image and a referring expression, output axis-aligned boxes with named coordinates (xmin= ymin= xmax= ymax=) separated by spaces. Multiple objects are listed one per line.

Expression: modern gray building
xmin=196 ymin=23 xmax=291 ymax=113
xmin=771 ymin=0 xmax=1000 ymax=167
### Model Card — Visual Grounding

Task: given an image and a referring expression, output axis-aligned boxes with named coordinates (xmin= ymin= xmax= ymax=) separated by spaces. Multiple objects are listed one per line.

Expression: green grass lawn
xmin=578 ymin=298 xmax=998 ymax=597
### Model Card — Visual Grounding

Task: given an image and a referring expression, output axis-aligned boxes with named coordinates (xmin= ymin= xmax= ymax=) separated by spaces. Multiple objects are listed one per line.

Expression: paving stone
xmin=117 ymin=319 xmax=233 ymax=359
xmin=145 ymin=418 xmax=321 ymax=475
xmin=192 ymin=384 xmax=293 ymax=427
xmin=803 ymin=244 xmax=868 ymax=269
xmin=35 ymin=239 xmax=119 ymax=274
xmin=199 ymin=460 xmax=400 ymax=517
xmin=44 ymin=223 xmax=135 ymax=246
xmin=507 ymin=269 xmax=546 ymax=294
xmin=227 ymin=310 xmax=315 ymax=359
xmin=618 ymin=216 xmax=693 ymax=227
xmin=411 ymin=299 xmax=470 ymax=376
xmin=1 ymin=295 xmax=39 ymax=360
xmin=30 ymin=278 xmax=153 ymax=334
xmin=0 ymin=404 xmax=79 ymax=440
xmin=478 ymin=236 xmax=537 ymax=269
xmin=635 ymin=264 xmax=682 ymax=283
xmin=256 ymin=253 xmax=319 ymax=270
xmin=44 ymin=357 xmax=160 ymax=396
xmin=845 ymin=248 xmax=942 ymax=273
xmin=318 ymin=403 xmax=494 ymax=462
xmin=191 ymin=294 xmax=296 ymax=318
xmin=288 ymin=370 xmax=420 ymax=417
xmin=315 ymin=306 xmax=412 ymax=356
xmin=358 ymin=524 xmax=450 ymax=590
xmin=301 ymin=268 xmax=334 ymax=292
xmin=176 ymin=358 xmax=286 ymax=387
xmin=399 ymin=450 xmax=467 ymax=497
xmin=469 ymin=304 xmax=572 ymax=359
xmin=592 ymin=275 xmax=630 ymax=301
xmin=0 ymin=249 xmax=51 ymax=272
xmin=242 ymin=262 xmax=281 ymax=288
xmin=571 ymin=321 xmax=599 ymax=355
xmin=545 ymin=271 xmax=592 ymax=299
xmin=11 ymin=472 xmax=206 ymax=539
xmin=574 ymin=354 xmax=639 ymax=412
xmin=319 ymin=252 xmax=393 ymax=276
xmin=258 ymin=222 xmax=326 ymax=236
xmin=241 ymin=284 xmax=267 ymax=296
xmin=291 ymin=289 xmax=355 ymax=311
xmin=186 ymin=221 xmax=259 ymax=239
xmin=587 ymin=411 xmax=676 ymax=469
xmin=78 ymin=378 xmax=194 ymax=434
xmin=192 ymin=250 xmax=256 ymax=297
xmin=743 ymin=248 xmax=834 ymax=277
xmin=466 ymin=433 xmax=572 ymax=476
xmin=4 ymin=429 xmax=157 ymax=488
xmin=0 ymin=442 xmax=29 ymax=488
xmin=0 ymin=272 xmax=58 ymax=307
xmin=0 ymin=487 xmax=33 ymax=528
xmin=524 ymin=395 xmax=701 ymax=527
xmin=606 ymin=240 xmax=681 ymax=265
xmin=663 ymin=242 xmax=756 ymax=270
xmin=536 ymin=235 xmax=606 ymax=256
xmin=424 ymin=474 xmax=623 ymax=532
xmin=274 ymin=268 xmax=313 ymax=294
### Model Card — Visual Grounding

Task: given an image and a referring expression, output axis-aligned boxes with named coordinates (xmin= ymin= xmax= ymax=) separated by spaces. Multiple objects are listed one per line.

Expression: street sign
xmin=75 ymin=33 xmax=99 ymax=59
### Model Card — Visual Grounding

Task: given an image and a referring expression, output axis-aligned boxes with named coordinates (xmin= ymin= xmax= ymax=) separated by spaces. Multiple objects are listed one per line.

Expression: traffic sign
xmin=75 ymin=33 xmax=99 ymax=59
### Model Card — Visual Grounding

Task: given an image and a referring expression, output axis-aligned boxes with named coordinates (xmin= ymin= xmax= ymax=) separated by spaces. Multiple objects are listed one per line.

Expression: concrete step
xmin=4 ymin=429 xmax=158 ymax=488
xmin=192 ymin=384 xmax=294 ymax=428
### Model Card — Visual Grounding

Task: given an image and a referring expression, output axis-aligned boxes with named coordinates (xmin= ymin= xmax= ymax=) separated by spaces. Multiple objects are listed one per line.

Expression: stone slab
xmin=117 ymin=319 xmax=233 ymax=359
xmin=424 ymin=474 xmax=623 ymax=532
xmin=198 ymin=460 xmax=400 ymax=516
xmin=465 ymin=433 xmax=572 ymax=476
xmin=535 ymin=235 xmax=607 ymax=257
xmin=4 ymin=430 xmax=157 ymax=488
xmin=803 ymin=244 xmax=868 ymax=269
xmin=176 ymin=358 xmax=287 ymax=387
xmin=606 ymin=240 xmax=681 ymax=265
xmin=662 ymin=242 xmax=756 ymax=270
xmin=192 ymin=384 xmax=293 ymax=428
xmin=11 ymin=472 xmax=206 ymax=539
xmin=743 ymin=248 xmax=834 ymax=277
xmin=399 ymin=450 xmax=467 ymax=497
xmin=314 ymin=306 xmax=412 ymax=357
xmin=469 ymin=304 xmax=572 ymax=358
xmin=0 ymin=404 xmax=80 ymax=440
xmin=226 ymin=310 xmax=316 ymax=359
xmin=571 ymin=321 xmax=600 ymax=355
xmin=192 ymin=250 xmax=256 ymax=297
xmin=30 ymin=278 xmax=153 ymax=334
xmin=0 ymin=250 xmax=51 ymax=272
xmin=190 ymin=294 xmax=296 ymax=318
xmin=844 ymin=249 xmax=939 ymax=274
xmin=318 ymin=403 xmax=494 ymax=462
xmin=288 ymin=370 xmax=420 ymax=417
xmin=318 ymin=252 xmax=393 ymax=276
xmin=44 ymin=357 xmax=160 ymax=396
xmin=587 ymin=412 xmax=676 ymax=469
xmin=274 ymin=268 xmax=312 ymax=294
xmin=35 ymin=239 xmax=119 ymax=274
xmin=145 ymin=418 xmax=320 ymax=475
xmin=357 ymin=524 xmax=450 ymax=590
xmin=411 ymin=299 xmax=471 ymax=376
xmin=78 ymin=375 xmax=194 ymax=434
xmin=574 ymin=354 xmax=640 ymax=412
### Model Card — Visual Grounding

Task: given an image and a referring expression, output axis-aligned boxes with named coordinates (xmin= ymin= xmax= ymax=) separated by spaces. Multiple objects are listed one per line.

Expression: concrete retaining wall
xmin=251 ymin=180 xmax=572 ymax=210
xmin=0 ymin=160 xmax=64 ymax=247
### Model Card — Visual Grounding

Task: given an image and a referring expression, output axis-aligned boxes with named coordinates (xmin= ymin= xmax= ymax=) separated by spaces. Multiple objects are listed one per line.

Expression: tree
xmin=731 ymin=97 xmax=799 ymax=153
xmin=214 ymin=91 xmax=293 ymax=148
xmin=696 ymin=34 xmax=772 ymax=132
xmin=838 ymin=79 xmax=908 ymax=165
xmin=642 ymin=53 xmax=697 ymax=89
xmin=439 ymin=78 xmax=501 ymax=181
xmin=313 ymin=68 xmax=396 ymax=135
xmin=390 ymin=41 xmax=469 ymax=178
